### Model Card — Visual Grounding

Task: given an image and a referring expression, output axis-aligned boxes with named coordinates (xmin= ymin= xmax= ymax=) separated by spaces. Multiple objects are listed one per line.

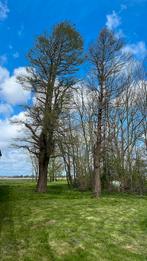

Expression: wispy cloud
xmin=123 ymin=41 xmax=147 ymax=60
xmin=0 ymin=1 xmax=9 ymax=21
xmin=18 ymin=25 xmax=24 ymax=37
xmin=106 ymin=11 xmax=121 ymax=30
xmin=0 ymin=54 xmax=7 ymax=65
xmin=13 ymin=52 xmax=19 ymax=59
xmin=120 ymin=4 xmax=127 ymax=11
xmin=105 ymin=9 xmax=147 ymax=61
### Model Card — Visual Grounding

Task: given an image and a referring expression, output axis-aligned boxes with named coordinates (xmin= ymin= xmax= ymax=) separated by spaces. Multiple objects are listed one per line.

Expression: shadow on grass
xmin=46 ymin=183 xmax=91 ymax=200
xmin=0 ymin=183 xmax=56 ymax=260
xmin=0 ymin=185 xmax=19 ymax=258
xmin=0 ymin=185 xmax=13 ymax=234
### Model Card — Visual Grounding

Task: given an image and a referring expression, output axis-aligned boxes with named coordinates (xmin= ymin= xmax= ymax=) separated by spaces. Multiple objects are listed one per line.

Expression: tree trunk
xmin=36 ymin=131 xmax=50 ymax=192
xmin=93 ymin=150 xmax=101 ymax=197
xmin=36 ymin=151 xmax=49 ymax=192
xmin=93 ymin=104 xmax=102 ymax=197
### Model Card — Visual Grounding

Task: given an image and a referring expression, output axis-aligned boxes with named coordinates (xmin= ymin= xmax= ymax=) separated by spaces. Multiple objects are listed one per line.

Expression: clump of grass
xmin=0 ymin=180 xmax=147 ymax=260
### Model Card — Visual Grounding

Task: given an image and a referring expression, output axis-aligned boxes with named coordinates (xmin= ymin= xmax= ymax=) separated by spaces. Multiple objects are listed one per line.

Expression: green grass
xmin=0 ymin=180 xmax=147 ymax=261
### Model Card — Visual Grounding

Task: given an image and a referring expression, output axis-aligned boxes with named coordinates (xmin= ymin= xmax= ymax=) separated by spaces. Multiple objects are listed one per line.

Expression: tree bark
xmin=36 ymin=132 xmax=51 ymax=192
xmin=36 ymin=150 xmax=49 ymax=192
xmin=93 ymin=100 xmax=103 ymax=197
xmin=93 ymin=146 xmax=101 ymax=197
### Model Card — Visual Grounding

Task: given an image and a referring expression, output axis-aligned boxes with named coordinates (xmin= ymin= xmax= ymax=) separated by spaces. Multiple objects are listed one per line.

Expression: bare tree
xmin=17 ymin=22 xmax=83 ymax=192
xmin=88 ymin=28 xmax=129 ymax=197
xmin=105 ymin=61 xmax=146 ymax=193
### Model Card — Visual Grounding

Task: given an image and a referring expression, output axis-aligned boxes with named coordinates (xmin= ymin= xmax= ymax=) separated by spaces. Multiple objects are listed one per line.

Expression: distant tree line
xmin=14 ymin=22 xmax=147 ymax=196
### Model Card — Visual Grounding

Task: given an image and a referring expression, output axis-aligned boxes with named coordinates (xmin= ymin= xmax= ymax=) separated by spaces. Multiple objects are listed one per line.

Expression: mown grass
xmin=0 ymin=180 xmax=147 ymax=261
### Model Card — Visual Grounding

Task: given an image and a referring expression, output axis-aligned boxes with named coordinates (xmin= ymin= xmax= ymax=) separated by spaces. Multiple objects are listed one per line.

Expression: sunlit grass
xmin=0 ymin=180 xmax=147 ymax=260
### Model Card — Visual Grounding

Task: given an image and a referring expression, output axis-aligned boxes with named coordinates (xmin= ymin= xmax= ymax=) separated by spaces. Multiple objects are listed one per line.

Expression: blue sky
xmin=0 ymin=0 xmax=147 ymax=176
xmin=1 ymin=0 xmax=147 ymax=72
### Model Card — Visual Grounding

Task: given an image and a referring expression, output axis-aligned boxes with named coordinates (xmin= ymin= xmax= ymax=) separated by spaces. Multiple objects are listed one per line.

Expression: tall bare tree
xmin=88 ymin=28 xmax=128 ymax=197
xmin=18 ymin=22 xmax=83 ymax=192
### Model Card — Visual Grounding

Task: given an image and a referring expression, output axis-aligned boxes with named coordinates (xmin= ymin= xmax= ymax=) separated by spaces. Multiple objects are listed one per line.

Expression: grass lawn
xmin=0 ymin=180 xmax=147 ymax=261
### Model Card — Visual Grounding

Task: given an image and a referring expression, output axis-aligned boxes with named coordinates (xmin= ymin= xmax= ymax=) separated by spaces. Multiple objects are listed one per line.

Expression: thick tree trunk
xmin=36 ymin=152 xmax=49 ymax=192
xmin=36 ymin=131 xmax=51 ymax=192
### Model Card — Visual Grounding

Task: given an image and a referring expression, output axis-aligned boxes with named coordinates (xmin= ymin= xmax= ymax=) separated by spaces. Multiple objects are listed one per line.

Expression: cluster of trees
xmin=16 ymin=22 xmax=147 ymax=196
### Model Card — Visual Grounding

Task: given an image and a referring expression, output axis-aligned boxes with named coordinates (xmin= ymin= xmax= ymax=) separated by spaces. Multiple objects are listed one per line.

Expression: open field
xmin=0 ymin=180 xmax=147 ymax=261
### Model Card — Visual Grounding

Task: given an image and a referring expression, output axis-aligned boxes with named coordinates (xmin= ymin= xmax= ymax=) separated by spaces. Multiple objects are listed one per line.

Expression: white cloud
xmin=11 ymin=110 xmax=28 ymax=123
xmin=0 ymin=112 xmax=32 ymax=176
xmin=106 ymin=11 xmax=121 ymax=30
xmin=123 ymin=41 xmax=147 ymax=60
xmin=0 ymin=66 xmax=31 ymax=105
xmin=0 ymin=103 xmax=13 ymax=116
xmin=105 ymin=10 xmax=146 ymax=60
xmin=0 ymin=65 xmax=9 ymax=82
xmin=0 ymin=1 xmax=9 ymax=21
xmin=0 ymin=118 xmax=20 ymax=149
xmin=0 ymin=111 xmax=27 ymax=149
xmin=115 ymin=29 xmax=124 ymax=39
xmin=0 ymin=149 xmax=32 ymax=176
xmin=0 ymin=65 xmax=33 ymax=177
